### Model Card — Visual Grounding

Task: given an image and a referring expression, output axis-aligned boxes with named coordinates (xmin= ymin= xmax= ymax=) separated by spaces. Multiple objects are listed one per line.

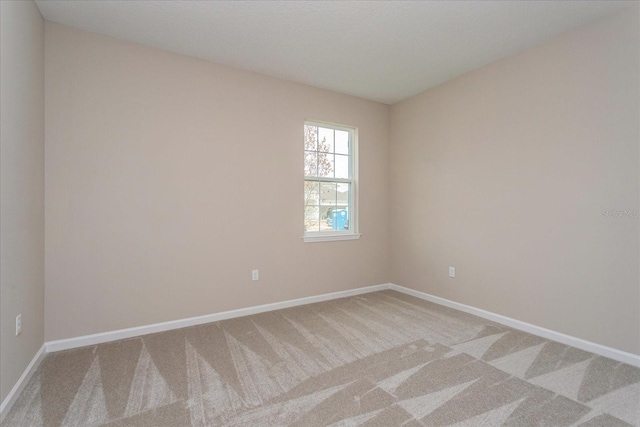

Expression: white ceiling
xmin=35 ymin=0 xmax=633 ymax=104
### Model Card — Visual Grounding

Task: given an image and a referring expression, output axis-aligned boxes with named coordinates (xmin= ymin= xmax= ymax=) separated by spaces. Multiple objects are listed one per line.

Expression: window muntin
xmin=304 ymin=121 xmax=357 ymax=241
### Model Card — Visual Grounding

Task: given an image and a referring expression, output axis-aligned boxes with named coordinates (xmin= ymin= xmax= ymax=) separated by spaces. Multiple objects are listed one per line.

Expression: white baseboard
xmin=42 ymin=281 xmax=640 ymax=365
xmin=0 ymin=344 xmax=46 ymax=423
xmin=45 ymin=283 xmax=390 ymax=353
xmin=3 ymin=282 xmax=638 ymax=421
xmin=388 ymin=283 xmax=640 ymax=368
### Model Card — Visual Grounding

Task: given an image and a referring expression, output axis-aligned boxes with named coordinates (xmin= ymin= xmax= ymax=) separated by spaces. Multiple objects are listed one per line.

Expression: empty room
xmin=1 ymin=0 xmax=639 ymax=425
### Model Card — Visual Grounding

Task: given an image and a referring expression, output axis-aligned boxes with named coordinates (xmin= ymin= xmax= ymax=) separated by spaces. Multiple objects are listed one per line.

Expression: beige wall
xmin=36 ymin=4 xmax=640 ymax=357
xmin=0 ymin=1 xmax=46 ymax=403
xmin=390 ymin=7 xmax=640 ymax=354
xmin=44 ymin=23 xmax=390 ymax=341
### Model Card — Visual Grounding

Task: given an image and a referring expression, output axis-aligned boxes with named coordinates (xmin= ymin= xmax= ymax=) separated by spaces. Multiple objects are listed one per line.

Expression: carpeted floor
xmin=2 ymin=290 xmax=639 ymax=426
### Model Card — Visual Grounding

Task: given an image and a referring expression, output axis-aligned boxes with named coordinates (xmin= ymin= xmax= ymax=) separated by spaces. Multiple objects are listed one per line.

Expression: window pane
xmin=304 ymin=181 xmax=319 ymax=204
xmin=320 ymin=182 xmax=337 ymax=206
xmin=304 ymin=125 xmax=317 ymax=151
xmin=337 ymin=183 xmax=349 ymax=206
xmin=325 ymin=206 xmax=349 ymax=231
xmin=304 ymin=205 xmax=320 ymax=232
xmin=318 ymin=153 xmax=334 ymax=178
xmin=304 ymin=151 xmax=318 ymax=177
xmin=319 ymin=206 xmax=334 ymax=231
xmin=335 ymin=130 xmax=349 ymax=154
xmin=318 ymin=127 xmax=334 ymax=153
xmin=335 ymin=154 xmax=349 ymax=179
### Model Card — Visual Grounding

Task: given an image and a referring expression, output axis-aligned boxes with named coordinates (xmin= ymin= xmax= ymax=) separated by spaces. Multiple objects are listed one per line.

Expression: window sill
xmin=303 ymin=233 xmax=361 ymax=243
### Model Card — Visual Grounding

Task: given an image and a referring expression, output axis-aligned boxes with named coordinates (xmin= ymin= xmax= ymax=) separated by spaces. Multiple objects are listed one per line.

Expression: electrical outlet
xmin=449 ymin=267 xmax=455 ymax=278
xmin=16 ymin=314 xmax=22 ymax=336
xmin=252 ymin=269 xmax=259 ymax=281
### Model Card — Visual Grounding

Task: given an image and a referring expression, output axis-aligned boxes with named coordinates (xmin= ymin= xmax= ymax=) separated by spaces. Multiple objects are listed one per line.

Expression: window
xmin=303 ymin=121 xmax=359 ymax=242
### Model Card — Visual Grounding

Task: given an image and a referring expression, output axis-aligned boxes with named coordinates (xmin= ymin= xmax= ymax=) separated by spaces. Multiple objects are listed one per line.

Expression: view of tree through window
xmin=304 ymin=122 xmax=354 ymax=234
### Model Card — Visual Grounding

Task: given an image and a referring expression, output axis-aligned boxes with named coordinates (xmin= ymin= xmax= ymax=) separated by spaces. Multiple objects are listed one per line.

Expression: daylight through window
xmin=304 ymin=121 xmax=358 ymax=242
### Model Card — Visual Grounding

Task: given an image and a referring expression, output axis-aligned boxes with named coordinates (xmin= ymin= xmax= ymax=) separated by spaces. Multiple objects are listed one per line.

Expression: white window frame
xmin=303 ymin=120 xmax=360 ymax=243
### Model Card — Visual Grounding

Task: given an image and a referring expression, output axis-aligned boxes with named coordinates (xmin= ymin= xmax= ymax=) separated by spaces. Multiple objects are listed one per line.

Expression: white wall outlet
xmin=449 ymin=267 xmax=455 ymax=278
xmin=252 ymin=269 xmax=259 ymax=281
xmin=16 ymin=314 xmax=22 ymax=336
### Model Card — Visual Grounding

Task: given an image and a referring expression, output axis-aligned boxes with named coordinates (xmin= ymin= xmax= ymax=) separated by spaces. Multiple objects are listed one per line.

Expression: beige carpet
xmin=3 ymin=290 xmax=639 ymax=426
